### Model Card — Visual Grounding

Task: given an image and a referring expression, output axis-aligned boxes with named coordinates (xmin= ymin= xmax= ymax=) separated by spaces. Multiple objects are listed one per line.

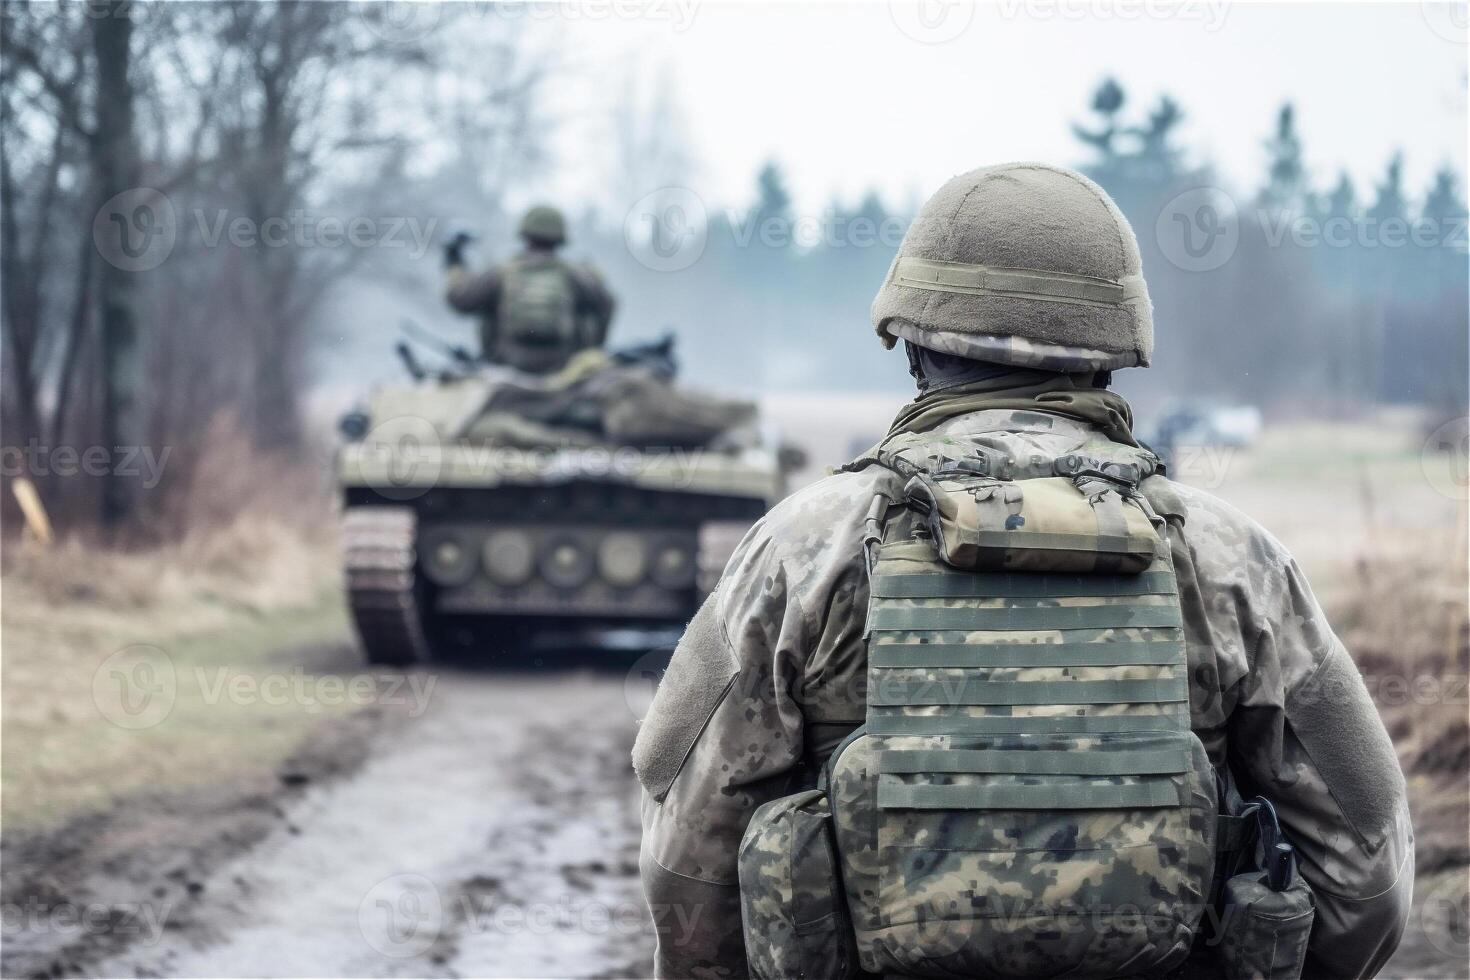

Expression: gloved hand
xmin=443 ymin=228 xmax=475 ymax=268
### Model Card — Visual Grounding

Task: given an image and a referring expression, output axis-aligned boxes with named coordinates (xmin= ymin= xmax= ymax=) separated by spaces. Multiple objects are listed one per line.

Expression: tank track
xmin=341 ymin=506 xmax=431 ymax=665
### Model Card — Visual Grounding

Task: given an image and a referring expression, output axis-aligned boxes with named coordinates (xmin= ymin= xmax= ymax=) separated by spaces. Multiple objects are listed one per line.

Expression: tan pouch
xmin=905 ymin=473 xmax=1159 ymax=573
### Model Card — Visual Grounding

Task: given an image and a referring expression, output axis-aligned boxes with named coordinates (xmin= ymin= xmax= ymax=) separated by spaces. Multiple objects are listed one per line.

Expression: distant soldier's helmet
xmin=871 ymin=163 xmax=1153 ymax=372
xmin=518 ymin=205 xmax=567 ymax=247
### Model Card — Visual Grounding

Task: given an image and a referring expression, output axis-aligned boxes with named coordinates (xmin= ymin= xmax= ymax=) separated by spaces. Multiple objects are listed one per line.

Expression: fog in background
xmin=3 ymin=0 xmax=1466 ymax=534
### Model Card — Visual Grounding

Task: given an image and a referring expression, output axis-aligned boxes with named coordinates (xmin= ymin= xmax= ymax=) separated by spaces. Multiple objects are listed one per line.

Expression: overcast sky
xmin=533 ymin=1 xmax=1468 ymax=215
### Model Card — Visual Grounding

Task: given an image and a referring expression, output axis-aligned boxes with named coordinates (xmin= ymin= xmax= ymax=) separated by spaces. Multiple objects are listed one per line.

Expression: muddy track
xmin=76 ymin=663 xmax=651 ymax=979
xmin=4 ymin=644 xmax=1464 ymax=978
xmin=1 ymin=645 xmax=391 ymax=979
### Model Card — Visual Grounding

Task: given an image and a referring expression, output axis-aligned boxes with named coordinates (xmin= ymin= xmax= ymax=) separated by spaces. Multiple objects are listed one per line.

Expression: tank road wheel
xmin=341 ymin=506 xmax=433 ymax=666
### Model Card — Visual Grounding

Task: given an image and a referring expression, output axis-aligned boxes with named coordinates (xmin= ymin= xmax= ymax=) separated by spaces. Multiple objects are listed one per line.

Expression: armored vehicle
xmin=336 ymin=337 xmax=784 ymax=664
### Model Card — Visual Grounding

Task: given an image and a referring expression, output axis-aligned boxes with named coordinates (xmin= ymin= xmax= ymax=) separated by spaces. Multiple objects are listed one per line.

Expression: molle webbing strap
xmin=864 ymin=542 xmax=1190 ymax=810
xmin=868 ymin=602 xmax=1182 ymax=631
xmin=869 ymin=677 xmax=1187 ymax=707
xmin=877 ymin=778 xmax=1187 ymax=811
xmin=879 ymin=743 xmax=1192 ymax=776
xmin=871 ymin=570 xmax=1178 ymax=599
xmin=866 ymin=709 xmax=1188 ymax=736
xmin=869 ymin=640 xmax=1181 ymax=668
xmin=890 ymin=257 xmax=1149 ymax=310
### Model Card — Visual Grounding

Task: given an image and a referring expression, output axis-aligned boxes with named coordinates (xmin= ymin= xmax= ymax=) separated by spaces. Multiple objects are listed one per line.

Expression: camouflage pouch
xmin=1217 ymin=872 xmax=1314 ymax=979
xmin=828 ymin=477 xmax=1216 ymax=979
xmin=738 ymin=789 xmax=857 ymax=980
xmin=905 ymin=470 xmax=1158 ymax=574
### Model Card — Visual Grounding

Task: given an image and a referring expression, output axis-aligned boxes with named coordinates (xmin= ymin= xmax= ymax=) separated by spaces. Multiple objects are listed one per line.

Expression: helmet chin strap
xmin=905 ymin=341 xmax=1111 ymax=394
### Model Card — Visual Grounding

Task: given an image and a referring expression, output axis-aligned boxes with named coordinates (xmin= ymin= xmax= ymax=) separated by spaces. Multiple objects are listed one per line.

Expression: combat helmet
xmin=871 ymin=163 xmax=1153 ymax=372
xmin=518 ymin=205 xmax=567 ymax=247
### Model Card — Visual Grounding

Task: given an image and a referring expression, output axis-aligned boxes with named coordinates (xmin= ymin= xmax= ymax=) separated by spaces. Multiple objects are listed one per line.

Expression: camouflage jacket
xmin=634 ymin=406 xmax=1413 ymax=979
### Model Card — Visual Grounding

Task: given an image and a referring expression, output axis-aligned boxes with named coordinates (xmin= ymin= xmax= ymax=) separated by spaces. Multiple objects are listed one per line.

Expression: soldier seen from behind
xmin=444 ymin=205 xmax=616 ymax=374
xmin=633 ymin=163 xmax=1412 ymax=980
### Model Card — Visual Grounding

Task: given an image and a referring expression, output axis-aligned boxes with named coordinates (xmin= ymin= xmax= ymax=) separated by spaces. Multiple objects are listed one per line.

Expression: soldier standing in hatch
xmin=633 ymin=163 xmax=1412 ymax=978
xmin=444 ymin=205 xmax=616 ymax=374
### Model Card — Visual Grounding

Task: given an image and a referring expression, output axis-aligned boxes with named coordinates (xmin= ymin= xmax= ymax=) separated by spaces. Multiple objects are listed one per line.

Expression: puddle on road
xmin=100 ymin=669 xmax=653 ymax=978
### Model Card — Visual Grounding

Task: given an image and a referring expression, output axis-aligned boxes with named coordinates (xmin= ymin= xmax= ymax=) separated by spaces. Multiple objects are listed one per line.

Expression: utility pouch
xmin=738 ymin=789 xmax=857 ymax=980
xmin=905 ymin=471 xmax=1158 ymax=573
xmin=1215 ymin=799 xmax=1315 ymax=980
xmin=1217 ymin=873 xmax=1315 ymax=979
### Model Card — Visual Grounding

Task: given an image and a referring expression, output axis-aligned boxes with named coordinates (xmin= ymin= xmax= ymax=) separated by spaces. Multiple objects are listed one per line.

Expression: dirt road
xmin=5 ymin=652 xmax=659 ymax=979
xmin=5 ymin=641 xmax=1465 ymax=979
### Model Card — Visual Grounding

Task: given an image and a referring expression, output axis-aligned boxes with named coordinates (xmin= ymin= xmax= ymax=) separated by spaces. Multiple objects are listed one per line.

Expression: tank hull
xmin=338 ymin=445 xmax=779 ymax=663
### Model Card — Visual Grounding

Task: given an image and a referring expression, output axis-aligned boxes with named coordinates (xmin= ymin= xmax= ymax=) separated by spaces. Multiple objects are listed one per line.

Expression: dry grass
xmin=1 ymin=429 xmax=357 ymax=832
xmin=1182 ymin=413 xmax=1470 ymax=877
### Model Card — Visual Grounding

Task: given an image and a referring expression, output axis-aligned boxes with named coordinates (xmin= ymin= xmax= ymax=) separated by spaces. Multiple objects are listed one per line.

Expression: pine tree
xmin=754 ymin=161 xmax=793 ymax=225
xmin=1421 ymin=165 xmax=1468 ymax=248
xmin=1367 ymin=152 xmax=1409 ymax=227
xmin=1260 ymin=104 xmax=1307 ymax=210
xmin=1127 ymin=96 xmax=1185 ymax=184
xmin=1072 ymin=78 xmax=1127 ymax=166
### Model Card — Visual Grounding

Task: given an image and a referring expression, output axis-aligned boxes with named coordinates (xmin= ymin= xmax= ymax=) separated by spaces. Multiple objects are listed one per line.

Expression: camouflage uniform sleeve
xmin=633 ymin=524 xmax=812 ymax=978
xmin=444 ymin=264 xmax=501 ymax=315
xmin=632 ymin=473 xmax=880 ymax=978
xmin=1171 ymin=485 xmax=1413 ymax=978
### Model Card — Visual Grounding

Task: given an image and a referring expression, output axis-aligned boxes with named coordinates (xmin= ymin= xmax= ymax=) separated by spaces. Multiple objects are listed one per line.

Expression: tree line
xmin=2 ymin=2 xmax=1463 ymax=539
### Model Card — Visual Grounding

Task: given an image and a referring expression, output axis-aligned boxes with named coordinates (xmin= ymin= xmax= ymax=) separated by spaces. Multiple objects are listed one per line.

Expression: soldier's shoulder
xmin=757 ymin=467 xmax=890 ymax=546
xmin=1147 ymin=477 xmax=1296 ymax=572
xmin=717 ymin=468 xmax=888 ymax=620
